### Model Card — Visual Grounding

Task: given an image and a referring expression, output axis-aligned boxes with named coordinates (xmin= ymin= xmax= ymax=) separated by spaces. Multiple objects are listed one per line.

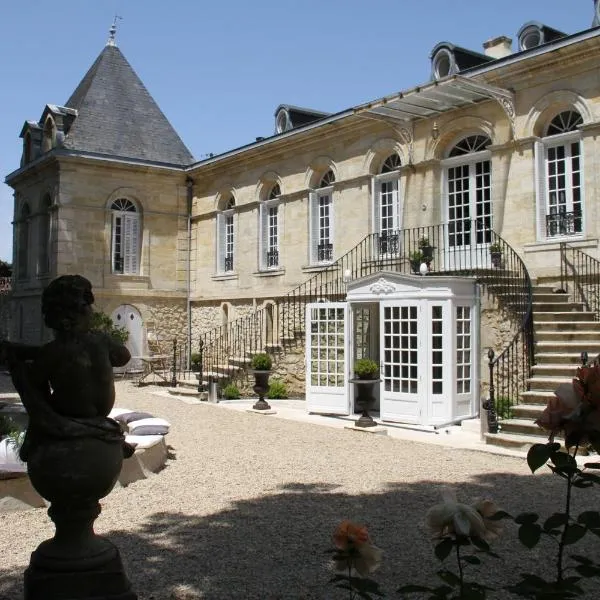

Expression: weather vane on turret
xmin=107 ymin=14 xmax=123 ymax=47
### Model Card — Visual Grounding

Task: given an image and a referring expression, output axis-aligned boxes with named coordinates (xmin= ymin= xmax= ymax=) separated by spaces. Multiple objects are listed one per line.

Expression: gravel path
xmin=1 ymin=380 xmax=600 ymax=599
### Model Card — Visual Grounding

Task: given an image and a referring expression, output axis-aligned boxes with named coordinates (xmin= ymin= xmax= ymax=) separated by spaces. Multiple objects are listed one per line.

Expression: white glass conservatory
xmin=305 ymin=271 xmax=480 ymax=427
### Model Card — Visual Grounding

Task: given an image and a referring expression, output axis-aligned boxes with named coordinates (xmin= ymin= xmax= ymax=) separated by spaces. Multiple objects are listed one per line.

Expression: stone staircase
xmin=485 ymin=286 xmax=600 ymax=451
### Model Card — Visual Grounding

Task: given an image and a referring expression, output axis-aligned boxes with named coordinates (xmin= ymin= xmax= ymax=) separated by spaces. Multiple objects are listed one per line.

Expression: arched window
xmin=259 ymin=183 xmax=281 ymax=270
xmin=18 ymin=203 xmax=31 ymax=280
xmin=217 ymin=196 xmax=235 ymax=273
xmin=444 ymin=135 xmax=493 ymax=258
xmin=374 ymin=154 xmax=402 ymax=254
xmin=309 ymin=170 xmax=336 ymax=264
xmin=38 ymin=195 xmax=52 ymax=276
xmin=536 ymin=110 xmax=584 ymax=240
xmin=42 ymin=118 xmax=55 ymax=153
xmin=111 ymin=198 xmax=140 ymax=274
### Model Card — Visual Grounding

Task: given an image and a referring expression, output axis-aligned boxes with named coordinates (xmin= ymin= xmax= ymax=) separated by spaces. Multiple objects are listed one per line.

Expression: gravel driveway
xmin=1 ymin=381 xmax=599 ymax=599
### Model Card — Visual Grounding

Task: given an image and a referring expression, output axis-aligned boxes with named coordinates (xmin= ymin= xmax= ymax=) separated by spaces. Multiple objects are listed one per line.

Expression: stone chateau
xmin=6 ymin=4 xmax=600 ymax=441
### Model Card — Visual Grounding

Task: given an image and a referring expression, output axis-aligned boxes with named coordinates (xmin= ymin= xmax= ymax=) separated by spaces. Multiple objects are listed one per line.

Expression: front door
xmin=111 ymin=304 xmax=143 ymax=371
xmin=305 ymin=302 xmax=350 ymax=415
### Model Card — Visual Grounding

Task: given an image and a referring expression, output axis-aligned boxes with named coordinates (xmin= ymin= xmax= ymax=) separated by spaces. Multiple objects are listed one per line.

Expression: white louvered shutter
xmin=122 ymin=214 xmax=139 ymax=274
xmin=216 ymin=212 xmax=226 ymax=273
xmin=372 ymin=177 xmax=380 ymax=235
xmin=534 ymin=141 xmax=547 ymax=241
xmin=259 ymin=202 xmax=268 ymax=269
xmin=309 ymin=192 xmax=318 ymax=264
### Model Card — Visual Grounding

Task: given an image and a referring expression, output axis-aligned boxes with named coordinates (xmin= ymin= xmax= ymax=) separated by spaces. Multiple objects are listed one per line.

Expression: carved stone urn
xmin=251 ymin=369 xmax=272 ymax=411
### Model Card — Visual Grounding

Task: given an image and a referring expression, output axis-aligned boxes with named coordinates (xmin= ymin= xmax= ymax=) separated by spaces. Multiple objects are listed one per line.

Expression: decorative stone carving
xmin=369 ymin=278 xmax=397 ymax=295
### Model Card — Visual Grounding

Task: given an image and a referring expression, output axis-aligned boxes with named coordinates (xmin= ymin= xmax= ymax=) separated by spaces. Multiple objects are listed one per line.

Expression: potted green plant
xmin=409 ymin=250 xmax=425 ymax=274
xmin=489 ymin=242 xmax=503 ymax=268
xmin=350 ymin=358 xmax=380 ymax=427
xmin=250 ymin=352 xmax=273 ymax=410
xmin=190 ymin=352 xmax=201 ymax=372
xmin=418 ymin=236 xmax=434 ymax=263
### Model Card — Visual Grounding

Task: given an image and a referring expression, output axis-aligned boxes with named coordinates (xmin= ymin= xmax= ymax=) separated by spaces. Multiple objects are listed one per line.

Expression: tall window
xmin=18 ymin=203 xmax=31 ymax=280
xmin=111 ymin=198 xmax=140 ymax=274
xmin=536 ymin=110 xmax=584 ymax=239
xmin=309 ymin=170 xmax=335 ymax=264
xmin=260 ymin=184 xmax=281 ymax=270
xmin=217 ymin=196 xmax=235 ymax=273
xmin=374 ymin=153 xmax=401 ymax=254
xmin=445 ymin=135 xmax=492 ymax=248
xmin=38 ymin=194 xmax=52 ymax=276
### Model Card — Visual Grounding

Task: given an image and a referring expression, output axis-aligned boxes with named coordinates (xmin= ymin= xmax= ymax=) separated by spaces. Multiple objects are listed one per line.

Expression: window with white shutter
xmin=373 ymin=154 xmax=401 ymax=255
xmin=536 ymin=111 xmax=584 ymax=240
xmin=259 ymin=184 xmax=280 ymax=270
xmin=111 ymin=198 xmax=140 ymax=275
xmin=309 ymin=170 xmax=335 ymax=265
xmin=217 ymin=196 xmax=236 ymax=273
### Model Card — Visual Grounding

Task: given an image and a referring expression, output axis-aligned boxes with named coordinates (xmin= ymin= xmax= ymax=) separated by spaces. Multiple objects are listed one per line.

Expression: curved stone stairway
xmin=485 ymin=286 xmax=600 ymax=451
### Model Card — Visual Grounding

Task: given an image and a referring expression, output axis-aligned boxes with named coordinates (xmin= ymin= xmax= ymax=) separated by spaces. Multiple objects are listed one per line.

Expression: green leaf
xmin=527 ymin=443 xmax=553 ymax=473
xmin=551 ymin=451 xmax=578 ymax=473
xmin=519 ymin=523 xmax=542 ymax=548
xmin=515 ymin=512 xmax=540 ymax=525
xmin=437 ymin=570 xmax=461 ymax=587
xmin=434 ymin=538 xmax=454 ymax=562
xmin=577 ymin=511 xmax=600 ymax=528
xmin=563 ymin=524 xmax=587 ymax=545
xmin=548 ymin=464 xmax=569 ymax=479
xmin=543 ymin=513 xmax=568 ymax=531
xmin=463 ymin=555 xmax=481 ymax=565
xmin=470 ymin=536 xmax=490 ymax=552
xmin=584 ymin=462 xmax=600 ymax=469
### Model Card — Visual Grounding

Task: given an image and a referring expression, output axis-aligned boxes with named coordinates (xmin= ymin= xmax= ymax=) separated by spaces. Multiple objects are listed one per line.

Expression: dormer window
xmin=276 ymin=109 xmax=291 ymax=134
xmin=42 ymin=118 xmax=56 ymax=153
xmin=519 ymin=26 xmax=541 ymax=50
xmin=433 ymin=49 xmax=454 ymax=79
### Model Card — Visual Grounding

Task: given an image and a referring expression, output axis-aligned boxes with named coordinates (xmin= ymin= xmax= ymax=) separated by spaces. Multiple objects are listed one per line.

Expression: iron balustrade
xmin=173 ymin=222 xmax=533 ymax=421
xmin=266 ymin=249 xmax=279 ymax=268
xmin=560 ymin=242 xmax=600 ymax=320
xmin=546 ymin=210 xmax=582 ymax=238
xmin=224 ymin=255 xmax=234 ymax=272
xmin=317 ymin=243 xmax=333 ymax=262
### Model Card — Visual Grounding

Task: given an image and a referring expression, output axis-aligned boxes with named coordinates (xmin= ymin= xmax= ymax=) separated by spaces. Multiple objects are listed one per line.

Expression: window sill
xmin=301 ymin=263 xmax=337 ymax=273
xmin=524 ymin=237 xmax=596 ymax=253
xmin=254 ymin=268 xmax=285 ymax=277
xmin=105 ymin=274 xmax=151 ymax=290
xmin=212 ymin=272 xmax=239 ymax=281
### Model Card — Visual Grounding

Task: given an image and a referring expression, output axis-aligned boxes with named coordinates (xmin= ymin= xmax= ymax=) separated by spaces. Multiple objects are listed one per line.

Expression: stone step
xmin=536 ymin=330 xmax=600 ymax=342
xmin=527 ymin=376 xmax=573 ymax=391
xmin=535 ymin=341 xmax=600 ymax=354
xmin=500 ymin=418 xmax=548 ymax=437
xmin=535 ymin=311 xmax=596 ymax=322
xmin=531 ymin=364 xmax=579 ymax=377
xmin=534 ymin=321 xmax=600 ymax=332
xmin=535 ymin=352 xmax=588 ymax=365
xmin=511 ymin=404 xmax=545 ymax=420
xmin=484 ymin=431 xmax=552 ymax=452
xmin=520 ymin=390 xmax=555 ymax=405
xmin=532 ymin=302 xmax=585 ymax=312
xmin=532 ymin=293 xmax=571 ymax=303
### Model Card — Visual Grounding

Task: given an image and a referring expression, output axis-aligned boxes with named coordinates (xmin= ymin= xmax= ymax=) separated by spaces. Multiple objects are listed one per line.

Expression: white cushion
xmin=127 ymin=417 xmax=170 ymax=436
xmin=125 ymin=434 xmax=165 ymax=449
xmin=109 ymin=407 xmax=135 ymax=419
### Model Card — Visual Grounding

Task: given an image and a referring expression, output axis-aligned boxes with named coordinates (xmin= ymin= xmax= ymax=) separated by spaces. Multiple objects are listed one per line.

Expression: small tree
xmin=90 ymin=311 xmax=129 ymax=344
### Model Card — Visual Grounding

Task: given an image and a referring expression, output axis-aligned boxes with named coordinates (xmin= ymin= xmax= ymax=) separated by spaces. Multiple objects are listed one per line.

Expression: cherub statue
xmin=5 ymin=274 xmax=134 ymax=461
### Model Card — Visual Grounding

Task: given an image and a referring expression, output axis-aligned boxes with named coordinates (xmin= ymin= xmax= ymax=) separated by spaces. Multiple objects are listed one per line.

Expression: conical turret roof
xmin=63 ymin=44 xmax=193 ymax=166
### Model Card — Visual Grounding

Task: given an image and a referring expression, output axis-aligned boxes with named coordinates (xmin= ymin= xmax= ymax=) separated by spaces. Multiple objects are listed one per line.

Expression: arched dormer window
xmin=259 ymin=183 xmax=281 ymax=270
xmin=536 ymin=110 xmax=584 ymax=240
xmin=443 ymin=135 xmax=493 ymax=256
xmin=38 ymin=195 xmax=52 ymax=276
xmin=374 ymin=154 xmax=402 ymax=254
xmin=111 ymin=198 xmax=140 ymax=274
xmin=18 ymin=203 xmax=31 ymax=280
xmin=42 ymin=118 xmax=55 ymax=153
xmin=309 ymin=169 xmax=336 ymax=265
xmin=217 ymin=195 xmax=235 ymax=273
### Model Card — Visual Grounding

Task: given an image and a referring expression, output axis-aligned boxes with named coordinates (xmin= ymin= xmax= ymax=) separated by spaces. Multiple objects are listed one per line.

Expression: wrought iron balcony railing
xmin=224 ymin=254 xmax=234 ymax=272
xmin=546 ymin=210 xmax=582 ymax=237
xmin=266 ymin=249 xmax=279 ymax=268
xmin=317 ymin=243 xmax=333 ymax=262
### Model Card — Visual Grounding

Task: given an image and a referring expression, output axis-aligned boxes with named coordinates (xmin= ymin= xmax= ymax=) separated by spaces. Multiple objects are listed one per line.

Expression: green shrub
xmin=267 ymin=379 xmax=288 ymax=399
xmin=353 ymin=358 xmax=379 ymax=380
xmin=222 ymin=384 xmax=241 ymax=399
xmin=250 ymin=352 xmax=272 ymax=370
xmin=90 ymin=311 xmax=129 ymax=344
xmin=495 ymin=396 xmax=513 ymax=420
xmin=190 ymin=352 xmax=201 ymax=366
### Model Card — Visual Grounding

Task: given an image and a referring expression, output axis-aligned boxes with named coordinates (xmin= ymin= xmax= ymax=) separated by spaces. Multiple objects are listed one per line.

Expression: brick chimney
xmin=483 ymin=36 xmax=513 ymax=59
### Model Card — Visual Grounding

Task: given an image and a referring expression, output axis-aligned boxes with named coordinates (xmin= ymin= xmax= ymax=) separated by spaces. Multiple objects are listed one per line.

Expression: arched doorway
xmin=111 ymin=304 xmax=143 ymax=371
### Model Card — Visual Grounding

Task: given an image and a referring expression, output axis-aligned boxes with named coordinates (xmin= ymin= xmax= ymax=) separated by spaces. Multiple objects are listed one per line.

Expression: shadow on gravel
xmin=2 ymin=468 xmax=594 ymax=600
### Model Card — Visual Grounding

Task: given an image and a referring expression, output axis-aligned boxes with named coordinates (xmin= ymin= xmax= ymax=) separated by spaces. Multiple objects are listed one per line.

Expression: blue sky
xmin=0 ymin=1 xmax=595 ymax=263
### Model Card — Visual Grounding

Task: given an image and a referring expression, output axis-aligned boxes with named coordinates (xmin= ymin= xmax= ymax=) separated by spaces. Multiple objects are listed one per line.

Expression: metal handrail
xmin=560 ymin=242 xmax=600 ymax=320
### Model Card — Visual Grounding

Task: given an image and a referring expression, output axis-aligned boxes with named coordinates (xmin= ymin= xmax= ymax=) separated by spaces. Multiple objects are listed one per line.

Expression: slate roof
xmin=63 ymin=44 xmax=194 ymax=166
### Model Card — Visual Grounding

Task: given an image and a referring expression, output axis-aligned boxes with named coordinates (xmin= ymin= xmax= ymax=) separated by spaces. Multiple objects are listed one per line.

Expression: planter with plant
xmin=350 ymin=358 xmax=380 ymax=427
xmin=250 ymin=352 xmax=273 ymax=410
xmin=190 ymin=352 xmax=202 ymax=373
xmin=489 ymin=242 xmax=503 ymax=268
xmin=418 ymin=236 xmax=435 ymax=263
xmin=409 ymin=251 xmax=425 ymax=274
